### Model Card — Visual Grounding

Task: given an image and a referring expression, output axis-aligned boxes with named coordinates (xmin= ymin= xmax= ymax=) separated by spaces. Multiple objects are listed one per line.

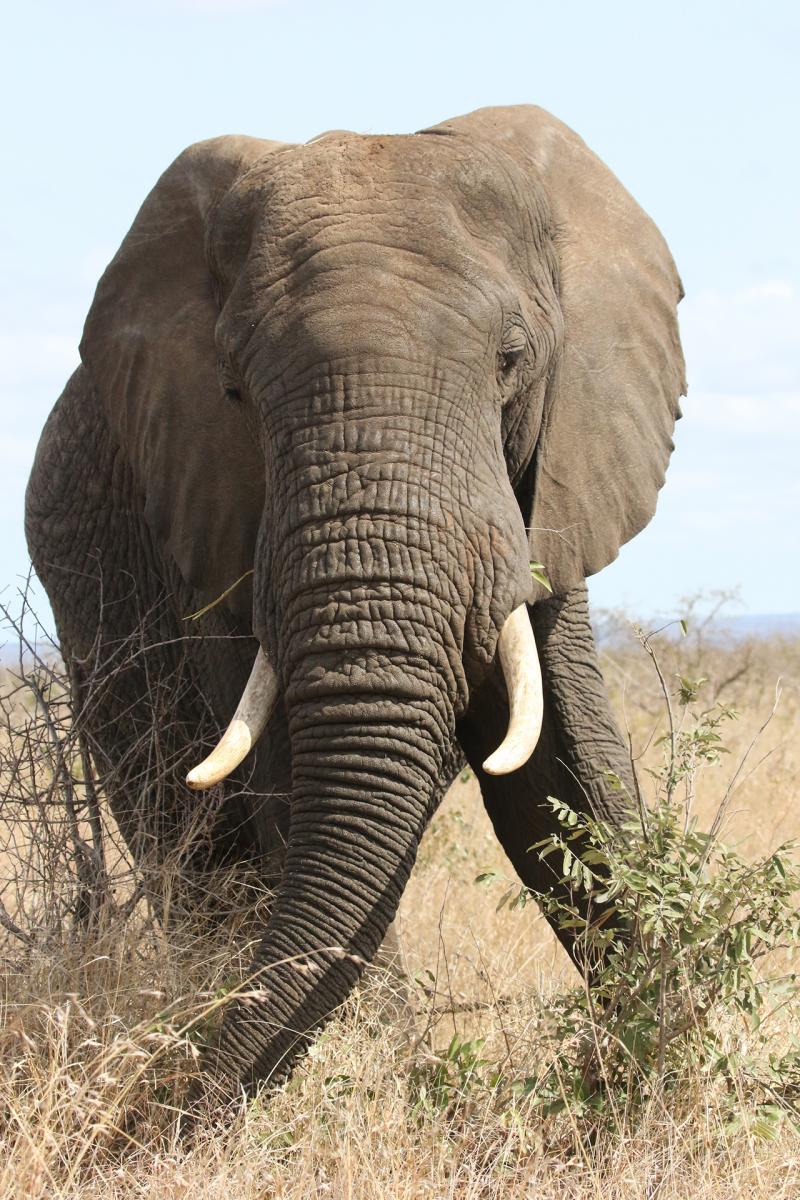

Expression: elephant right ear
xmin=79 ymin=135 xmax=287 ymax=619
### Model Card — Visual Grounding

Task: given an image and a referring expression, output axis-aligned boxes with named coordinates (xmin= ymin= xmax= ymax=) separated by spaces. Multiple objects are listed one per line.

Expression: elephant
xmin=25 ymin=105 xmax=685 ymax=1100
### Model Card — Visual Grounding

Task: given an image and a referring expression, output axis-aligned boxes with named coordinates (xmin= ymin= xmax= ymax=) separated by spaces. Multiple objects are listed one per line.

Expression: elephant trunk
xmin=197 ymin=368 xmax=537 ymax=1093
xmin=209 ymin=661 xmax=449 ymax=1093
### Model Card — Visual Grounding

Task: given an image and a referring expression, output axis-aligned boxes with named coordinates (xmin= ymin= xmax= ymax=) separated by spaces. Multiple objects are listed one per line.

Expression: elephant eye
xmin=219 ymin=358 xmax=243 ymax=405
xmin=497 ymin=319 xmax=531 ymax=389
xmin=499 ymin=346 xmax=524 ymax=376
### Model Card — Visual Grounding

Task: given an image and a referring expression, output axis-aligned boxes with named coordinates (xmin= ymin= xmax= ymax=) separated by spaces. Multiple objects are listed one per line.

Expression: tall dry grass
xmin=0 ymin=597 xmax=798 ymax=1198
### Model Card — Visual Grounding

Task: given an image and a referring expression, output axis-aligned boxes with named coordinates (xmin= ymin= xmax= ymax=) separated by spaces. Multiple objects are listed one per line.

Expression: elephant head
xmin=77 ymin=106 xmax=685 ymax=1093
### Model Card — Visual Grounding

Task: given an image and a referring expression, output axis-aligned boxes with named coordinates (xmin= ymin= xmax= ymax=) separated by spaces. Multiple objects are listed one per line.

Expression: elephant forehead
xmin=241 ymin=130 xmax=509 ymax=207
xmin=212 ymin=131 xmax=543 ymax=282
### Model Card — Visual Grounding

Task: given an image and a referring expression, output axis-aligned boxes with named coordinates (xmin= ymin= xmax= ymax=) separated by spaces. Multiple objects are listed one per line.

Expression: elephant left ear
xmin=428 ymin=105 xmax=687 ymax=596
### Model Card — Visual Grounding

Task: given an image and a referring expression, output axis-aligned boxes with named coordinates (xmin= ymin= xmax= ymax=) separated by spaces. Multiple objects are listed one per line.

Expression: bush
xmin=472 ymin=622 xmax=800 ymax=1140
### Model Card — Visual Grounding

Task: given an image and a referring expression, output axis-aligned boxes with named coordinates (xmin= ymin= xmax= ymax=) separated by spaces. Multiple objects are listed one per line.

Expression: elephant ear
xmin=428 ymin=105 xmax=686 ymax=595
xmin=79 ymin=135 xmax=287 ymax=619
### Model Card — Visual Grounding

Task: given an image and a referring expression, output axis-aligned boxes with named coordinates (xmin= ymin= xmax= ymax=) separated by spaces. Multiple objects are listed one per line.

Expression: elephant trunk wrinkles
xmin=210 ymin=655 xmax=450 ymax=1093
xmin=207 ymin=371 xmax=526 ymax=1092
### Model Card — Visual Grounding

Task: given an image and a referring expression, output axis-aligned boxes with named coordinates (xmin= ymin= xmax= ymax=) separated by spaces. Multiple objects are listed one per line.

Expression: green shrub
xmin=474 ymin=625 xmax=800 ymax=1139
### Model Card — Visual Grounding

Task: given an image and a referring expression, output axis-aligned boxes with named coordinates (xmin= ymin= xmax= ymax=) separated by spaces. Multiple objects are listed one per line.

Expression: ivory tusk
xmin=186 ymin=648 xmax=278 ymax=790
xmin=482 ymin=604 xmax=544 ymax=776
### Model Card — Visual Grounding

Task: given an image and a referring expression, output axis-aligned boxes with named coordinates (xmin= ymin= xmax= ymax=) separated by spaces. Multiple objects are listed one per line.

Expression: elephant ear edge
xmin=427 ymin=105 xmax=687 ymax=596
xmin=79 ymin=135 xmax=288 ymax=620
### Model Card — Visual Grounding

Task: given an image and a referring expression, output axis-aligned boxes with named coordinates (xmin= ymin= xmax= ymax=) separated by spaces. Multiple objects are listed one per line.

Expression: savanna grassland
xmin=0 ymin=601 xmax=798 ymax=1198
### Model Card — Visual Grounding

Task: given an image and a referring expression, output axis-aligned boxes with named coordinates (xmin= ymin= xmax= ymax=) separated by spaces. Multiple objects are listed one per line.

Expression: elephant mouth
xmin=185 ymin=601 xmax=543 ymax=790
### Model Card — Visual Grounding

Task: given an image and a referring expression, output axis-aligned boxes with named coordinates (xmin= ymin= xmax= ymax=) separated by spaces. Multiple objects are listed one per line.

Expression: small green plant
xmin=477 ymin=627 xmax=800 ymax=1137
xmin=408 ymin=1034 xmax=493 ymax=1117
xmin=529 ymin=561 xmax=552 ymax=592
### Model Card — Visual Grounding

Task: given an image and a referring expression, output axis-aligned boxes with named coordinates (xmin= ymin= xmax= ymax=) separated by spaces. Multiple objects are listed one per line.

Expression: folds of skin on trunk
xmin=195 ymin=365 xmax=533 ymax=1093
xmin=204 ymin=670 xmax=452 ymax=1095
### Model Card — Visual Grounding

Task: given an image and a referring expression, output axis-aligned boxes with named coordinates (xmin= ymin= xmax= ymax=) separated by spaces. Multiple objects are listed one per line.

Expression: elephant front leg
xmin=456 ymin=585 xmax=635 ymax=972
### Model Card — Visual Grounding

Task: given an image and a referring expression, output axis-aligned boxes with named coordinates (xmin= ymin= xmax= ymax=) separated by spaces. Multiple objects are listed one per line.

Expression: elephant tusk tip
xmin=184 ymin=650 xmax=279 ymax=790
xmin=482 ymin=757 xmax=515 ymax=777
xmin=185 ymin=719 xmax=255 ymax=791
xmin=481 ymin=729 xmax=540 ymax=776
xmin=185 ymin=765 xmax=215 ymax=790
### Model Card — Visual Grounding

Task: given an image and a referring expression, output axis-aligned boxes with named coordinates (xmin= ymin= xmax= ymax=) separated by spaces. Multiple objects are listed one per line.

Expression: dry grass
xmin=0 ymin=607 xmax=798 ymax=1198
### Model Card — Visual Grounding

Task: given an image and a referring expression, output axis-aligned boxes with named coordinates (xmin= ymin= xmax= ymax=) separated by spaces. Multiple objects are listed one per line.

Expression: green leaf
xmin=529 ymin=561 xmax=553 ymax=592
xmin=474 ymin=871 xmax=499 ymax=886
xmin=751 ymin=1105 xmax=784 ymax=1141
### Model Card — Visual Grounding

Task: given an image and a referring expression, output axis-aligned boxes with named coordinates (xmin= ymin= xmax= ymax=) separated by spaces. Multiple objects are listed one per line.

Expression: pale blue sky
xmin=1 ymin=0 xmax=798 ymax=626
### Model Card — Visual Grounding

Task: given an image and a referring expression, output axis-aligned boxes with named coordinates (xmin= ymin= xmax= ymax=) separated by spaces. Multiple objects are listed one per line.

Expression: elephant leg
xmin=359 ymin=919 xmax=413 ymax=1027
xmin=25 ymin=371 xmax=278 ymax=908
xmin=364 ymin=741 xmax=466 ymax=1022
xmin=456 ymin=584 xmax=634 ymax=971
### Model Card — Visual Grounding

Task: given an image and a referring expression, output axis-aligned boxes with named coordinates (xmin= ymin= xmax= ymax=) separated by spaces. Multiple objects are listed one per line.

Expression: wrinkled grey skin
xmin=26 ymin=106 xmax=685 ymax=1098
